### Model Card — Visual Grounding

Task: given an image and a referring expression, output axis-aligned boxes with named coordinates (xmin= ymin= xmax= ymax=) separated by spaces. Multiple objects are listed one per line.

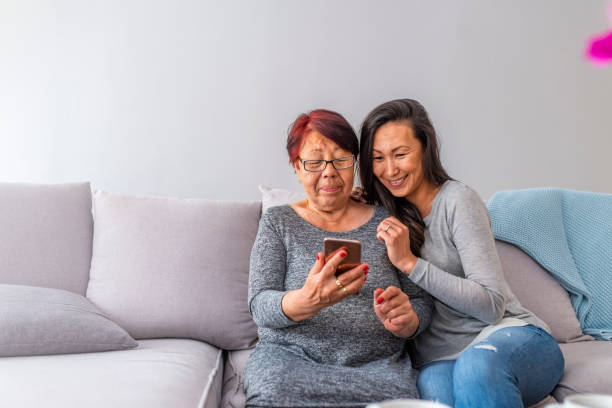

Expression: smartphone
xmin=323 ymin=238 xmax=362 ymax=276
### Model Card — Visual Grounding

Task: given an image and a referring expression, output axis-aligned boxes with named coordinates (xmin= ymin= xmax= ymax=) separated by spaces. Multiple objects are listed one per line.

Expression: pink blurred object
xmin=586 ymin=31 xmax=612 ymax=66
xmin=585 ymin=1 xmax=612 ymax=66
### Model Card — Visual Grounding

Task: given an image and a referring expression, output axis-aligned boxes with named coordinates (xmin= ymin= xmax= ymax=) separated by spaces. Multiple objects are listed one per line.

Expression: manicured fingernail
xmin=363 ymin=264 xmax=369 ymax=271
xmin=388 ymin=318 xmax=392 ymax=323
xmin=364 ymin=270 xmax=368 ymax=276
xmin=316 ymin=254 xmax=320 ymax=260
xmin=377 ymin=297 xmax=384 ymax=304
xmin=339 ymin=251 xmax=347 ymax=258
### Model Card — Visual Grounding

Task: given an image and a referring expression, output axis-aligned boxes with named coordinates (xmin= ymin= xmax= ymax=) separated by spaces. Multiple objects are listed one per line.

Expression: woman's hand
xmin=376 ymin=216 xmax=418 ymax=274
xmin=281 ymin=247 xmax=368 ymax=322
xmin=350 ymin=186 xmax=367 ymax=203
xmin=373 ymin=286 xmax=420 ymax=338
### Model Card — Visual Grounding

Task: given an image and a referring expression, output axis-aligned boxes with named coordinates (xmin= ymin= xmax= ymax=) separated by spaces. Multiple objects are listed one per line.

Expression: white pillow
xmin=258 ymin=185 xmax=306 ymax=212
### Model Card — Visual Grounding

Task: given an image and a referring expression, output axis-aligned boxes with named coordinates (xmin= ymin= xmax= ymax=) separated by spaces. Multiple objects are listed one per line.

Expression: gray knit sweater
xmin=409 ymin=180 xmax=549 ymax=367
xmin=243 ymin=205 xmax=433 ymax=407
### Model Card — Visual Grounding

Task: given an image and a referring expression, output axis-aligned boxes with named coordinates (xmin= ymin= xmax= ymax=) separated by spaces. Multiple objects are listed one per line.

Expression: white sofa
xmin=1 ymin=182 xmax=610 ymax=407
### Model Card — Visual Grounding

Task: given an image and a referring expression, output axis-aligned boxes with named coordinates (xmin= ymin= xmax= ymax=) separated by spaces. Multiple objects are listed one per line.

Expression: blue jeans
xmin=417 ymin=325 xmax=564 ymax=408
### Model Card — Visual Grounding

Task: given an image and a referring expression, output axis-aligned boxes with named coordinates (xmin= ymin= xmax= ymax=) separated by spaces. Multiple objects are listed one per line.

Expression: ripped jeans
xmin=417 ymin=325 xmax=564 ymax=408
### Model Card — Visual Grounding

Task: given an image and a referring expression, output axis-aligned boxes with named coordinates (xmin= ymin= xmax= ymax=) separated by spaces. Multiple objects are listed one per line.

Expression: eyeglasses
xmin=299 ymin=155 xmax=356 ymax=172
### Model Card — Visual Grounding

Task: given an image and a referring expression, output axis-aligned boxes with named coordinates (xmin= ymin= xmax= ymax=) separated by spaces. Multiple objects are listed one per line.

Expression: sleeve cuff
xmin=408 ymin=299 xmax=429 ymax=338
xmin=275 ymin=291 xmax=300 ymax=327
xmin=408 ymin=257 xmax=428 ymax=284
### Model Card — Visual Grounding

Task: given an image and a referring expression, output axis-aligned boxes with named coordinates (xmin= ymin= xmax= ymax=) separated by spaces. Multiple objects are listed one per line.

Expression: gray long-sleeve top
xmin=409 ymin=180 xmax=549 ymax=367
xmin=248 ymin=205 xmax=433 ymax=366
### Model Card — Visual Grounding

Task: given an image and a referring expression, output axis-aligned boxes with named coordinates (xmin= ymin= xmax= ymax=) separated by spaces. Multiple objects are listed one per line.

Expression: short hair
xmin=287 ymin=109 xmax=358 ymax=164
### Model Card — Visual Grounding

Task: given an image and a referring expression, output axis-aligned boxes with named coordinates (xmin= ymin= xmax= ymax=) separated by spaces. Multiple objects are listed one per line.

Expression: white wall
xmin=1 ymin=0 xmax=611 ymax=201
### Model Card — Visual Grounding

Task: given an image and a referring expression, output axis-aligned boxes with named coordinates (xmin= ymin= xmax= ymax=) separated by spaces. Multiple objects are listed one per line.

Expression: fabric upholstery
xmin=0 ymin=182 xmax=93 ymax=295
xmin=488 ymin=188 xmax=612 ymax=339
xmin=221 ymin=348 xmax=253 ymax=408
xmin=495 ymin=241 xmax=592 ymax=343
xmin=553 ymin=341 xmax=612 ymax=401
xmin=0 ymin=284 xmax=137 ymax=357
xmin=0 ymin=339 xmax=223 ymax=408
xmin=87 ymin=190 xmax=260 ymax=350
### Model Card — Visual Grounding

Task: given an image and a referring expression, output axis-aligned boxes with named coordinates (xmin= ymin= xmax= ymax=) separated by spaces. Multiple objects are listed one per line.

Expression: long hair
xmin=359 ymin=99 xmax=452 ymax=256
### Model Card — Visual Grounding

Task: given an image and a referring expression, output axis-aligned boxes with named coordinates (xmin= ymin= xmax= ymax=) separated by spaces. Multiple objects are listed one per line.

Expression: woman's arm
xmin=408 ymin=189 xmax=506 ymax=324
xmin=248 ymin=211 xmax=299 ymax=329
xmin=248 ymin=210 xmax=368 ymax=327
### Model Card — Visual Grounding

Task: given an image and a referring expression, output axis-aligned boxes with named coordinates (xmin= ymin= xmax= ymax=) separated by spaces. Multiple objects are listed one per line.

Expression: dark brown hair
xmin=359 ymin=99 xmax=452 ymax=256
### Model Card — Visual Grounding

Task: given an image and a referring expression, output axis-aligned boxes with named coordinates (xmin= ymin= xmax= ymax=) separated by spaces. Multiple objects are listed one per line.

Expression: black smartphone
xmin=323 ymin=238 xmax=362 ymax=276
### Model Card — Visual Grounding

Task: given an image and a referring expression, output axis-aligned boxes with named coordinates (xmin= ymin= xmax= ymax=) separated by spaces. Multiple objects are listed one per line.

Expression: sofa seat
xmin=221 ymin=348 xmax=253 ymax=407
xmin=553 ymin=340 xmax=612 ymax=400
xmin=0 ymin=339 xmax=223 ymax=408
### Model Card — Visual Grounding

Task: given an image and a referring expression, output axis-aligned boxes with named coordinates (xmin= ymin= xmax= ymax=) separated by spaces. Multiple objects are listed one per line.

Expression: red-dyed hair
xmin=286 ymin=109 xmax=359 ymax=164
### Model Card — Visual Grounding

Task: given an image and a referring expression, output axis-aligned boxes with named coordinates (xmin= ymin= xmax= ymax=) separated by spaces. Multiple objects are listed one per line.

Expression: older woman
xmin=243 ymin=109 xmax=433 ymax=408
xmin=358 ymin=99 xmax=564 ymax=408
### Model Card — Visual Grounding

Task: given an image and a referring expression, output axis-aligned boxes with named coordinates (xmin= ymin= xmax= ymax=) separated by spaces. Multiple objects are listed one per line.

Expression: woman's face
xmin=372 ymin=121 xmax=427 ymax=202
xmin=294 ymin=131 xmax=355 ymax=211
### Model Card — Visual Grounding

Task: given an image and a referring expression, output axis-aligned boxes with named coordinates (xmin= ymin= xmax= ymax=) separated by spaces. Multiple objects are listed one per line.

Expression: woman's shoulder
xmin=261 ymin=204 xmax=297 ymax=224
xmin=257 ymin=205 xmax=301 ymax=242
xmin=438 ymin=180 xmax=485 ymax=208
xmin=436 ymin=180 xmax=490 ymax=226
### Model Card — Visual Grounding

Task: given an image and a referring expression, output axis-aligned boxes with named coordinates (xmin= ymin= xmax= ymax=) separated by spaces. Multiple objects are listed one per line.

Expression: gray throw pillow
xmin=87 ymin=191 xmax=260 ymax=350
xmin=495 ymin=241 xmax=592 ymax=343
xmin=0 ymin=284 xmax=138 ymax=357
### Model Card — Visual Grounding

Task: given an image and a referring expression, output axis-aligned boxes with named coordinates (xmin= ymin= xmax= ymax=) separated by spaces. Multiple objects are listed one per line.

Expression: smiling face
xmin=372 ymin=121 xmax=432 ymax=202
xmin=293 ymin=131 xmax=355 ymax=212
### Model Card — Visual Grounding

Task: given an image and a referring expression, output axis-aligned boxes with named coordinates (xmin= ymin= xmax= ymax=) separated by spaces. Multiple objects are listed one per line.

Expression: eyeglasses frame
xmin=298 ymin=155 xmax=356 ymax=172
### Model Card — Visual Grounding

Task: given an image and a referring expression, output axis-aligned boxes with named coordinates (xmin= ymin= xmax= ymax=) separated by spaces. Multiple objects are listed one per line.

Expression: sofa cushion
xmin=0 ymin=182 xmax=93 ymax=295
xmin=86 ymin=190 xmax=260 ymax=350
xmin=0 ymin=339 xmax=223 ymax=408
xmin=221 ymin=348 xmax=253 ymax=408
xmin=553 ymin=341 xmax=612 ymax=401
xmin=495 ymin=241 xmax=592 ymax=343
xmin=0 ymin=284 xmax=137 ymax=357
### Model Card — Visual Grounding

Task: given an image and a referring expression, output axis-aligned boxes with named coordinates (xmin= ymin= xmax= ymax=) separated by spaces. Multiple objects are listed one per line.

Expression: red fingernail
xmin=363 ymin=264 xmax=369 ymax=271
xmin=364 ymin=270 xmax=368 ymax=276
xmin=316 ymin=254 xmax=320 ymax=260
xmin=377 ymin=297 xmax=384 ymax=304
xmin=339 ymin=251 xmax=347 ymax=258
xmin=388 ymin=318 xmax=392 ymax=323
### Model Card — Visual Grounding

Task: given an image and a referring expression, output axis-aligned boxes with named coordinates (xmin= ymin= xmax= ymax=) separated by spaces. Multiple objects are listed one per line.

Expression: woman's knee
xmin=417 ymin=361 xmax=455 ymax=405
xmin=453 ymin=345 xmax=510 ymax=387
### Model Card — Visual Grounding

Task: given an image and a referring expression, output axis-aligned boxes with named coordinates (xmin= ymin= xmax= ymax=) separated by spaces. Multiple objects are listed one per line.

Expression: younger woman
xmin=358 ymin=99 xmax=564 ymax=407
